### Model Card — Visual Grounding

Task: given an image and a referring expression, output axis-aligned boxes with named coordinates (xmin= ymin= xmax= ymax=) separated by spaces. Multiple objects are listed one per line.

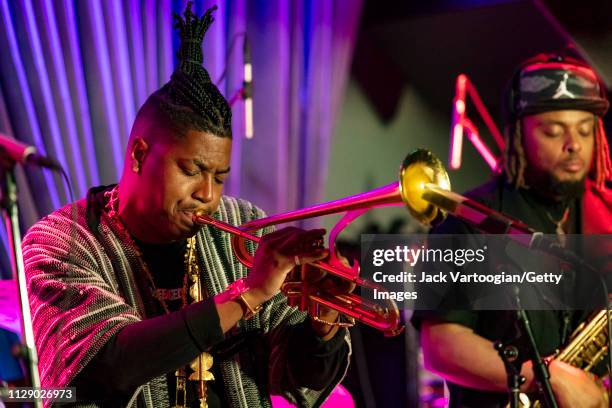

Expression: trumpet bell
xmin=399 ymin=149 xmax=451 ymax=226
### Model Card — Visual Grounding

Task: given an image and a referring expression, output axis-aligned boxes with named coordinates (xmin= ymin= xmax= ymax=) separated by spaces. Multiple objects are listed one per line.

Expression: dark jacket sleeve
xmin=72 ymin=298 xmax=223 ymax=399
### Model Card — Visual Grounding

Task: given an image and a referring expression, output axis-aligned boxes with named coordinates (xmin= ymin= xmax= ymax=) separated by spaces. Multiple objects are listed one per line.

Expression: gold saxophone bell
xmin=193 ymin=149 xmax=452 ymax=336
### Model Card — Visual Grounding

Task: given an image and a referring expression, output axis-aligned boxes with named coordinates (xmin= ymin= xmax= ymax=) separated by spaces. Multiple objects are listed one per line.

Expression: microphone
xmin=243 ymin=37 xmax=253 ymax=139
xmin=423 ymin=184 xmax=590 ymax=266
xmin=0 ymin=133 xmax=61 ymax=170
xmin=529 ymin=232 xmax=588 ymax=268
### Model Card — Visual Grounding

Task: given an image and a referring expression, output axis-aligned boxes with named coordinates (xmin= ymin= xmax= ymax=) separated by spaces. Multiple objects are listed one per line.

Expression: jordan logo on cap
xmin=553 ymin=73 xmax=575 ymax=99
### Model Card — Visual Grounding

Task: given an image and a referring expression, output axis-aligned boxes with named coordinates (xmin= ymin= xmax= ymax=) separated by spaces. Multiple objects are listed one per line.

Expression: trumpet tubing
xmin=193 ymin=213 xmax=403 ymax=336
xmin=193 ymin=149 xmax=452 ymax=336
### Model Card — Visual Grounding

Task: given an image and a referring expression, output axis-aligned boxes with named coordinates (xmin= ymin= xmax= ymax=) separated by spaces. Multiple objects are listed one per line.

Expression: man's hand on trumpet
xmin=243 ymin=227 xmax=329 ymax=310
xmin=242 ymin=226 xmax=354 ymax=340
xmin=299 ymin=250 xmax=357 ymax=340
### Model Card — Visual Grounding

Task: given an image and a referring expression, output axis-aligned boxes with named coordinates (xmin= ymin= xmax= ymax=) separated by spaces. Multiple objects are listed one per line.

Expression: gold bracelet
xmin=237 ymin=293 xmax=261 ymax=320
xmin=312 ymin=313 xmax=355 ymax=328
xmin=223 ymin=278 xmax=262 ymax=320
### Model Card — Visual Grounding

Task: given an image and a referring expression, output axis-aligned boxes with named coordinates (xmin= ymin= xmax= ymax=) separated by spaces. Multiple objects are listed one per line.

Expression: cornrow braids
xmin=147 ymin=2 xmax=232 ymax=139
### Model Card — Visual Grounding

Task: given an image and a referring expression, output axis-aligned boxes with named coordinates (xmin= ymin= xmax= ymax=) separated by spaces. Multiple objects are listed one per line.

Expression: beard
xmin=525 ymin=167 xmax=586 ymax=200
xmin=548 ymin=176 xmax=586 ymax=199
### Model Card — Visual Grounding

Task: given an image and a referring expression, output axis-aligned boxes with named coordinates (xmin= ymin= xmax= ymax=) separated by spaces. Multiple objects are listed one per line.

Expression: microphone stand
xmin=0 ymin=163 xmax=42 ymax=408
xmin=513 ymin=288 xmax=558 ymax=408
xmin=426 ymin=184 xmax=612 ymax=406
xmin=423 ymin=186 xmax=563 ymax=406
xmin=489 ymin=243 xmax=557 ymax=408
xmin=494 ymin=340 xmax=523 ymax=408
xmin=494 ymin=286 xmax=558 ymax=408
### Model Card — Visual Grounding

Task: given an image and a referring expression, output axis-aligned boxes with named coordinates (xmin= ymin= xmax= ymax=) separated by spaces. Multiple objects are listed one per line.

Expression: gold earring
xmin=132 ymin=161 xmax=140 ymax=173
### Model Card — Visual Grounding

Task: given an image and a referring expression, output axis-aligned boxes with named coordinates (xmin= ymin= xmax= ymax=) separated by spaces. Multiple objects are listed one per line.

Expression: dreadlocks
xmin=503 ymin=117 xmax=612 ymax=190
xmin=593 ymin=117 xmax=612 ymax=188
xmin=130 ymin=2 xmax=231 ymax=142
xmin=502 ymin=120 xmax=528 ymax=189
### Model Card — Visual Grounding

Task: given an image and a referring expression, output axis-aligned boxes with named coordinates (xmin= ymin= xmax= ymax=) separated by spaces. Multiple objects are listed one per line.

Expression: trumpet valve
xmin=281 ymin=281 xmax=309 ymax=312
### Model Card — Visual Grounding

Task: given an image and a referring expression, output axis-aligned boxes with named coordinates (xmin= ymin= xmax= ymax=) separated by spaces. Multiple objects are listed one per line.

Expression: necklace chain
xmin=104 ymin=185 xmax=212 ymax=407
xmin=545 ymin=207 xmax=570 ymax=232
xmin=545 ymin=206 xmax=570 ymax=247
xmin=104 ymin=186 xmax=176 ymax=313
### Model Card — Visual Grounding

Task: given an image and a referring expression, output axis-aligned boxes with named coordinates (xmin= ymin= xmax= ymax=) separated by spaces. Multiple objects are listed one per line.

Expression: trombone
xmin=193 ymin=149 xmax=451 ymax=337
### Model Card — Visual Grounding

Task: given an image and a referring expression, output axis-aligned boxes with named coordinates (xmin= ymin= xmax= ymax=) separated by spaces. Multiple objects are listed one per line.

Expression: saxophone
xmin=519 ymin=310 xmax=610 ymax=407
xmin=554 ymin=310 xmax=609 ymax=372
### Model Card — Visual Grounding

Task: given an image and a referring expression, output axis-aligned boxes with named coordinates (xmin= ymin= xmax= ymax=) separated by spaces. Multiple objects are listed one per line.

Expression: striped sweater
xmin=22 ymin=194 xmax=350 ymax=407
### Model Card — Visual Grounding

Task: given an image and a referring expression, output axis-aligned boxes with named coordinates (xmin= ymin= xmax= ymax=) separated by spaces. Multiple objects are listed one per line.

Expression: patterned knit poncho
xmin=22 ymin=195 xmax=351 ymax=407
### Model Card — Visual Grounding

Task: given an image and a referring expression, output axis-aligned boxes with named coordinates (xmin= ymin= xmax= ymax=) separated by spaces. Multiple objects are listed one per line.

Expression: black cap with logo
xmin=506 ymin=53 xmax=609 ymax=121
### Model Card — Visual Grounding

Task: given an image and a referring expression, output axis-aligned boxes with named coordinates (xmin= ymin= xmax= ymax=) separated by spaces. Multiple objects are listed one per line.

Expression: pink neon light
xmin=465 ymin=80 xmax=504 ymax=151
xmin=455 ymin=99 xmax=465 ymax=114
xmin=448 ymin=74 xmax=504 ymax=172
xmin=450 ymin=123 xmax=463 ymax=169
xmin=457 ymin=73 xmax=467 ymax=87
xmin=449 ymin=74 xmax=467 ymax=169
xmin=463 ymin=120 xmax=499 ymax=171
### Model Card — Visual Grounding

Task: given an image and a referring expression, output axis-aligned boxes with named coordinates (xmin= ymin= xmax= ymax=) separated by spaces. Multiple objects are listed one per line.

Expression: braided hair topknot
xmin=144 ymin=2 xmax=232 ymax=139
xmin=173 ymin=3 xmax=215 ymax=79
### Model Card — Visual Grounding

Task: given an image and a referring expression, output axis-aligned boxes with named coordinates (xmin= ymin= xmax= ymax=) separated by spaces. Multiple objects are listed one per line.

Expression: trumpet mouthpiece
xmin=194 ymin=209 xmax=207 ymax=217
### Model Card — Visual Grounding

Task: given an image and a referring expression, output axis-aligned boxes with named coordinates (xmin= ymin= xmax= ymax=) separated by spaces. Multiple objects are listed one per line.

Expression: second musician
xmin=414 ymin=53 xmax=612 ymax=408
